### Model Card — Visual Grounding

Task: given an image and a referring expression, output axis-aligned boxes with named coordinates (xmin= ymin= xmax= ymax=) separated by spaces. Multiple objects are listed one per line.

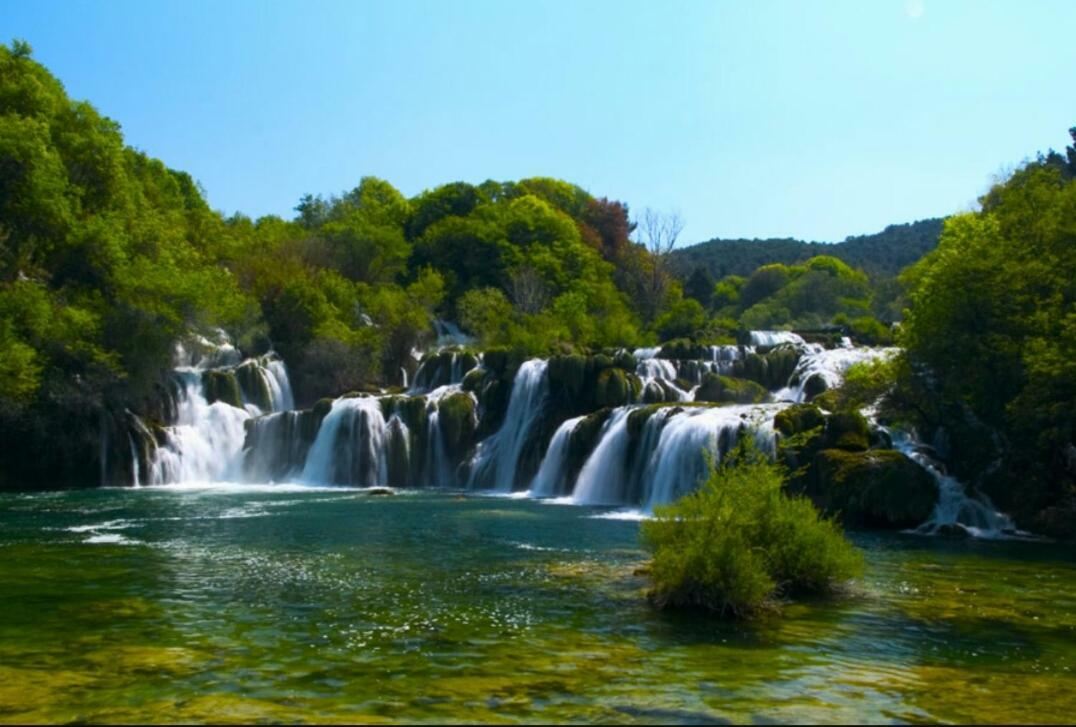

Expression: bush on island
xmin=640 ymin=442 xmax=863 ymax=618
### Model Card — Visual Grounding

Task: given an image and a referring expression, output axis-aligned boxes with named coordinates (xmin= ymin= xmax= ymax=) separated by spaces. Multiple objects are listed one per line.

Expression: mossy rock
xmin=480 ymin=347 xmax=526 ymax=377
xmin=438 ymin=393 xmax=477 ymax=456
xmin=201 ymin=370 xmax=243 ymax=408
xmin=461 ymin=367 xmax=486 ymax=392
xmin=594 ymin=368 xmax=641 ymax=408
xmin=802 ymin=374 xmax=829 ymax=401
xmin=823 ymin=410 xmax=870 ymax=451
xmin=380 ymin=395 xmax=428 ymax=433
xmin=312 ymin=397 xmax=335 ymax=420
xmin=235 ymin=361 xmax=273 ymax=411
xmin=763 ymin=345 xmax=800 ymax=389
xmin=774 ymin=403 xmax=825 ymax=437
xmin=627 ymin=405 xmax=661 ymax=440
xmin=613 ymin=350 xmax=637 ymax=371
xmin=657 ymin=338 xmax=706 ymax=360
xmin=804 ymin=448 xmax=939 ymax=529
xmin=695 ymin=374 xmax=769 ymax=405
xmin=547 ymin=354 xmax=589 ymax=398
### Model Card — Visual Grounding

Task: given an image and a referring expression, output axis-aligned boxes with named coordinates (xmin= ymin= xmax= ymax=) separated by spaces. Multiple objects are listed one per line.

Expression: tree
xmin=506 ymin=265 xmax=549 ymax=315
xmin=636 ymin=208 xmax=684 ymax=323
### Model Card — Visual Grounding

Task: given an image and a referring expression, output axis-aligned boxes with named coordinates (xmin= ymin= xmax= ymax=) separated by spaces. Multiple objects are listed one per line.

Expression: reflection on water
xmin=0 ymin=486 xmax=1074 ymax=723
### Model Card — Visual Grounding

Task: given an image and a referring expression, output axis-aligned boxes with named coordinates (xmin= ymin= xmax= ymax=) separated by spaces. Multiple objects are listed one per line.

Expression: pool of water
xmin=0 ymin=485 xmax=1073 ymax=723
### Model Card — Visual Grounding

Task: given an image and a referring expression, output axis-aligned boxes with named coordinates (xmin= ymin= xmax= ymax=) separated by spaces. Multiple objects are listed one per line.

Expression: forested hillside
xmin=669 ymin=218 xmax=943 ymax=280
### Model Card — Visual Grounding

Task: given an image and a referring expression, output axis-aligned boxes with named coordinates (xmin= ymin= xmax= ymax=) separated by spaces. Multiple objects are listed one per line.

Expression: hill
xmin=669 ymin=218 xmax=944 ymax=280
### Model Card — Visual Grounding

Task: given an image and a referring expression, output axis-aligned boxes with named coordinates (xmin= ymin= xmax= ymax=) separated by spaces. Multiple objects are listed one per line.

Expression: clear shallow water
xmin=0 ymin=486 xmax=1074 ymax=724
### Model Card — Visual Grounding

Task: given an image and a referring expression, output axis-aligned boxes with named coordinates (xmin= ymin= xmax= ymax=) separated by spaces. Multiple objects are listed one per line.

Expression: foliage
xmin=899 ymin=153 xmax=1076 ymax=527
xmin=641 ymin=443 xmax=863 ymax=617
xmin=669 ymin=219 xmax=943 ymax=280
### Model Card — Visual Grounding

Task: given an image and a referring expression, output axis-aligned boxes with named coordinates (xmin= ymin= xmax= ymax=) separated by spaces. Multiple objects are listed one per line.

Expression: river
xmin=0 ymin=485 xmax=1073 ymax=723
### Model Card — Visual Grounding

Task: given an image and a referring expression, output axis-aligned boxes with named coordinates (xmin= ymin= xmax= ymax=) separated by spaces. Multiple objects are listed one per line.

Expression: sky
xmin=3 ymin=0 xmax=1076 ymax=245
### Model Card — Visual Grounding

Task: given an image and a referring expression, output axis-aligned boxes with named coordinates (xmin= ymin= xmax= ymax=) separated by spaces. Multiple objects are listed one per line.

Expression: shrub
xmin=640 ymin=445 xmax=863 ymax=617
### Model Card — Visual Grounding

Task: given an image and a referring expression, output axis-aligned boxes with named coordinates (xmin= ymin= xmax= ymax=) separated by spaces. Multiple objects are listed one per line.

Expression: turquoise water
xmin=0 ymin=485 xmax=1074 ymax=723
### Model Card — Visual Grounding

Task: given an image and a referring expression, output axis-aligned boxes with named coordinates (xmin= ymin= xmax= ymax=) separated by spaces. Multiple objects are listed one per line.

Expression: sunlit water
xmin=1 ymin=486 xmax=1074 ymax=724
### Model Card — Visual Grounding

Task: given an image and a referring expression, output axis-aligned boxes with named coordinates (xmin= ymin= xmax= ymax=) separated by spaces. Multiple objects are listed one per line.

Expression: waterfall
xmin=641 ymin=405 xmax=778 ymax=508
xmin=889 ymin=431 xmax=1019 ymax=538
xmin=146 ymin=371 xmax=251 ymax=484
xmin=300 ymin=397 xmax=389 ymax=486
xmin=571 ymin=409 xmax=633 ymax=505
xmin=468 ymin=359 xmax=549 ymax=490
xmin=571 ymin=404 xmax=781 ymax=509
xmin=139 ymin=337 xmax=296 ymax=485
xmin=529 ymin=416 xmax=584 ymax=497
xmin=775 ymin=344 xmax=898 ymax=402
xmin=750 ymin=330 xmax=805 ymax=347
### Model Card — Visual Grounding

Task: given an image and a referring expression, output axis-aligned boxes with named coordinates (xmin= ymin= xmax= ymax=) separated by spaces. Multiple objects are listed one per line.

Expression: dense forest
xmin=669 ymin=218 xmax=943 ymax=280
xmin=1 ymin=38 xmax=1073 ymax=539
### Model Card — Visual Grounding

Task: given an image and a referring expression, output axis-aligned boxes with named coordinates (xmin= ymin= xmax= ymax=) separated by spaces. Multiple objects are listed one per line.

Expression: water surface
xmin=0 ymin=486 xmax=1073 ymax=723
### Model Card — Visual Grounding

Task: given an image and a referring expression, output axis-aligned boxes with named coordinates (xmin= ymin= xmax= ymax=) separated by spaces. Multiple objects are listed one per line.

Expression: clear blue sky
xmin=3 ymin=0 xmax=1075 ymax=244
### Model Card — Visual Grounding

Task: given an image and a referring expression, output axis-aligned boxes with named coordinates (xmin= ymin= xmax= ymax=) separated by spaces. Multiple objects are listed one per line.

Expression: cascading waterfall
xmin=123 ymin=326 xmax=1020 ymax=538
xmin=641 ymin=405 xmax=779 ymax=508
xmin=775 ymin=344 xmax=898 ymax=402
xmin=570 ymin=409 xmax=633 ymax=505
xmin=468 ymin=359 xmax=550 ymax=490
xmin=147 ymin=370 xmax=252 ymax=484
xmin=570 ymin=404 xmax=781 ymax=509
xmin=888 ymin=431 xmax=1019 ymax=538
xmin=750 ymin=330 xmax=805 ymax=347
xmin=528 ymin=416 xmax=584 ymax=497
xmin=137 ymin=338 xmax=296 ymax=485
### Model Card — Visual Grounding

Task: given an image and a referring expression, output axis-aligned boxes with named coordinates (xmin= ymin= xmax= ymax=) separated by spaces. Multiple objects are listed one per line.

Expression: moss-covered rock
xmin=731 ymin=346 xmax=802 ymax=390
xmin=379 ymin=395 xmax=428 ymax=434
xmin=438 ymin=392 xmax=477 ymax=457
xmin=594 ymin=368 xmax=641 ymax=408
xmin=802 ymin=373 xmax=829 ymax=401
xmin=658 ymin=338 xmax=707 ymax=360
xmin=201 ymin=370 xmax=243 ymax=408
xmin=823 ymin=410 xmax=870 ymax=451
xmin=312 ymin=397 xmax=335 ymax=420
xmin=695 ymin=374 xmax=769 ymax=404
xmin=235 ymin=360 xmax=273 ymax=411
xmin=803 ymin=448 xmax=939 ymax=529
xmin=774 ymin=403 xmax=825 ymax=437
xmin=547 ymin=354 xmax=589 ymax=398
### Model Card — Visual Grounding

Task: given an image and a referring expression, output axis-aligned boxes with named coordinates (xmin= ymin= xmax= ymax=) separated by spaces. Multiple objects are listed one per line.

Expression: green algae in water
xmin=0 ymin=488 xmax=1074 ymax=724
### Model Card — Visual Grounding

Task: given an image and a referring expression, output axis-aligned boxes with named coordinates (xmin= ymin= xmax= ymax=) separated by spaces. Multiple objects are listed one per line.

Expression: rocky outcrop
xmin=776 ymin=403 xmax=938 ymax=529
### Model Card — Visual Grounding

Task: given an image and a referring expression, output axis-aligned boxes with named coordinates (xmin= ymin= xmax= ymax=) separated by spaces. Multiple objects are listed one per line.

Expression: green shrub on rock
xmin=641 ymin=445 xmax=863 ymax=618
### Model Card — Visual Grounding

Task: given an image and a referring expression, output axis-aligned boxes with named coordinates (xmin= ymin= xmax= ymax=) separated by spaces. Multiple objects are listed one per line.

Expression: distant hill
xmin=669 ymin=218 xmax=944 ymax=280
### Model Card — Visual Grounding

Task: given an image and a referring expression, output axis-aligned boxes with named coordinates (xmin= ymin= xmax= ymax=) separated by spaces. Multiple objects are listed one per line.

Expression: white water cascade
xmin=139 ymin=338 xmax=295 ymax=485
xmin=528 ymin=416 xmax=584 ymax=498
xmin=888 ymin=431 xmax=1020 ymax=538
xmin=775 ymin=344 xmax=898 ymax=403
xmin=146 ymin=371 xmax=252 ymax=484
xmin=300 ymin=397 xmax=391 ymax=486
xmin=468 ymin=359 xmax=550 ymax=490
xmin=570 ymin=404 xmax=781 ymax=509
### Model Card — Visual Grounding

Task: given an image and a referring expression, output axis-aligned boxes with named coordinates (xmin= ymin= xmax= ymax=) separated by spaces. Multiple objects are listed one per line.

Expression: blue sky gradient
xmin=3 ymin=0 xmax=1075 ymax=244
